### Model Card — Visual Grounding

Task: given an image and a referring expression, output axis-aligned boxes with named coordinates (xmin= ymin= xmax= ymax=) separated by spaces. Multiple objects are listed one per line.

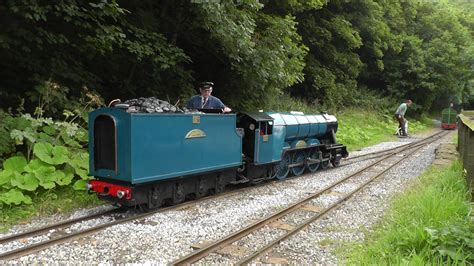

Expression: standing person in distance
xmin=394 ymin=99 xmax=413 ymax=137
xmin=186 ymin=82 xmax=232 ymax=113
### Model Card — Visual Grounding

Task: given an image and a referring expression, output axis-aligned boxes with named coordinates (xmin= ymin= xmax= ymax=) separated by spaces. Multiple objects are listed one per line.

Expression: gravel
xmin=1 ymin=131 xmax=455 ymax=264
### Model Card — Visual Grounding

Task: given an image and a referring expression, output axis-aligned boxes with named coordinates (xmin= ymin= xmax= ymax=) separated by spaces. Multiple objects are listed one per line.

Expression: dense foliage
xmin=0 ymin=82 xmax=101 ymax=205
xmin=0 ymin=0 xmax=472 ymax=113
xmin=0 ymin=111 xmax=90 ymax=205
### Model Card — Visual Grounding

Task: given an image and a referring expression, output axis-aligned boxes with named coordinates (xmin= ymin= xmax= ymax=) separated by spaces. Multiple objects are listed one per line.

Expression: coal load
xmin=119 ymin=97 xmax=195 ymax=113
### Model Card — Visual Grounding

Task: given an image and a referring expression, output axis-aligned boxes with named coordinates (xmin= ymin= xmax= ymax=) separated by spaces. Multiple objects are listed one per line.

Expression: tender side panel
xmin=130 ymin=114 xmax=242 ymax=184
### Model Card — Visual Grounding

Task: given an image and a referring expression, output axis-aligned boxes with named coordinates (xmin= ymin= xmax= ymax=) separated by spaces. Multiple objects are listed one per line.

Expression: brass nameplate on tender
xmin=262 ymin=135 xmax=269 ymax=142
xmin=192 ymin=116 xmax=200 ymax=124
xmin=185 ymin=129 xmax=206 ymax=139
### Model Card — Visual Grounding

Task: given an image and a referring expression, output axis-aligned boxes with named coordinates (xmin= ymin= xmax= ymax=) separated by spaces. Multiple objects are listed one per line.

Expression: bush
xmin=0 ymin=82 xmax=104 ymax=206
xmin=0 ymin=113 xmax=91 ymax=205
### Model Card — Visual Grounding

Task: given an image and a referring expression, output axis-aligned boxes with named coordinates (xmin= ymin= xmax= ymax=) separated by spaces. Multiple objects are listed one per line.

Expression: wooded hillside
xmin=0 ymin=0 xmax=473 ymax=114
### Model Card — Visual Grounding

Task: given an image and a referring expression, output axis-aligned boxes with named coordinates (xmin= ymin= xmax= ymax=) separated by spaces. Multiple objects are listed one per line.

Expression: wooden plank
xmin=261 ymin=256 xmax=289 ymax=264
xmin=458 ymin=112 xmax=474 ymax=200
xmin=269 ymin=221 xmax=295 ymax=231
xmin=459 ymin=112 xmax=474 ymax=131
xmin=300 ymin=204 xmax=323 ymax=213
xmin=190 ymin=240 xmax=214 ymax=250
xmin=467 ymin=130 xmax=474 ymax=199
xmin=216 ymin=244 xmax=249 ymax=257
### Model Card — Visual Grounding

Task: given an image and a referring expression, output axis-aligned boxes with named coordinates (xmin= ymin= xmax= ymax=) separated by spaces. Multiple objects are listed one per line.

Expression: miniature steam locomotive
xmin=87 ymin=103 xmax=348 ymax=209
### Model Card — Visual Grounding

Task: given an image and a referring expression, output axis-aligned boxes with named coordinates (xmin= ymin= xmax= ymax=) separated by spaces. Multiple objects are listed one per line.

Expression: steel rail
xmin=285 ymin=131 xmax=443 ymax=170
xmin=237 ymin=133 xmax=445 ymax=264
xmin=0 ymin=209 xmax=119 ymax=245
xmin=338 ymin=131 xmax=445 ymax=168
xmin=0 ymin=180 xmax=274 ymax=261
xmin=343 ymin=130 xmax=444 ymax=161
xmin=172 ymin=154 xmax=394 ymax=265
xmin=0 ymin=210 xmax=162 ymax=260
xmin=171 ymin=131 xmax=448 ymax=265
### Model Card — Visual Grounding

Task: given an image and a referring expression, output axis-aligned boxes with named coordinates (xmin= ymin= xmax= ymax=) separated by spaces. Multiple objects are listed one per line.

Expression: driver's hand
xmin=223 ymin=107 xmax=232 ymax=113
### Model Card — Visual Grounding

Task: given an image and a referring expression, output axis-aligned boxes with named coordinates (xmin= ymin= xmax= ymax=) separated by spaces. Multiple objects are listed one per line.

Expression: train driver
xmin=186 ymin=82 xmax=232 ymax=113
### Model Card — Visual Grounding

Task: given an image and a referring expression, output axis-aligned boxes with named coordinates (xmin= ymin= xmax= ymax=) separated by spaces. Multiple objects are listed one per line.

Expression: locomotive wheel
xmin=291 ymin=151 xmax=306 ymax=176
xmin=275 ymin=152 xmax=291 ymax=180
xmin=331 ymin=159 xmax=341 ymax=167
xmin=264 ymin=166 xmax=276 ymax=180
xmin=320 ymin=153 xmax=331 ymax=169
xmin=306 ymin=149 xmax=321 ymax=173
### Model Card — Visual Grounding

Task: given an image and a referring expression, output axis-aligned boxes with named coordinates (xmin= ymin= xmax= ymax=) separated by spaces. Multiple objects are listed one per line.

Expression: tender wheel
xmin=274 ymin=152 xmax=291 ymax=180
xmin=173 ymin=182 xmax=185 ymax=204
xmin=306 ymin=149 xmax=321 ymax=173
xmin=291 ymin=151 xmax=306 ymax=176
xmin=148 ymin=187 xmax=163 ymax=209
xmin=320 ymin=153 xmax=331 ymax=169
xmin=195 ymin=179 xmax=206 ymax=199
xmin=138 ymin=204 xmax=151 ymax=212
xmin=215 ymin=176 xmax=225 ymax=193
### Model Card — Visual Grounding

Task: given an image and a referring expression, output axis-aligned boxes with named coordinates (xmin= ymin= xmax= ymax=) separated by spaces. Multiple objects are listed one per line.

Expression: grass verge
xmin=345 ymin=161 xmax=473 ymax=264
xmin=0 ymin=186 xmax=101 ymax=232
xmin=337 ymin=108 xmax=432 ymax=151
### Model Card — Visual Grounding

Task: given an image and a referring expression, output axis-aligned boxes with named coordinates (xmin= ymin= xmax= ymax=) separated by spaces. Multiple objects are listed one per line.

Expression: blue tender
xmin=88 ymin=108 xmax=242 ymax=184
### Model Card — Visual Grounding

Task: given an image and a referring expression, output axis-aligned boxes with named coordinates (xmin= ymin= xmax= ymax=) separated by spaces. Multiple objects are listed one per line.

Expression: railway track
xmin=172 ymin=130 xmax=448 ymax=265
xmin=0 ymin=131 xmax=445 ymax=262
xmin=0 ymin=208 xmax=120 ymax=245
xmin=0 ymin=183 xmax=266 ymax=261
xmin=340 ymin=130 xmax=444 ymax=165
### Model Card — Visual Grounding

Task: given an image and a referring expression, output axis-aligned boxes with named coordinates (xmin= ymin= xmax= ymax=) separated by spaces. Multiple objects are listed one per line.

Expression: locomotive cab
xmin=237 ymin=113 xmax=275 ymax=164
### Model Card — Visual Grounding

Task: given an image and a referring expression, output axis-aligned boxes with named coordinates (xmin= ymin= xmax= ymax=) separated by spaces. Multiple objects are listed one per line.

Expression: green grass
xmin=319 ymin=238 xmax=340 ymax=246
xmin=337 ymin=108 xmax=432 ymax=151
xmin=345 ymin=161 xmax=473 ymax=264
xmin=0 ymin=186 xmax=101 ymax=232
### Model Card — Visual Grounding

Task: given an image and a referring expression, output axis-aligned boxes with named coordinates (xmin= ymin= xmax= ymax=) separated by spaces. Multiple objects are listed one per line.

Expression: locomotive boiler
xmin=87 ymin=106 xmax=348 ymax=209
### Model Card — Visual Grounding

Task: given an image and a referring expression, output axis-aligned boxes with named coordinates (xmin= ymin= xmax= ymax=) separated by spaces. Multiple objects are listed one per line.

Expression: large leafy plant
xmin=425 ymin=224 xmax=474 ymax=262
xmin=0 ymin=112 xmax=91 ymax=205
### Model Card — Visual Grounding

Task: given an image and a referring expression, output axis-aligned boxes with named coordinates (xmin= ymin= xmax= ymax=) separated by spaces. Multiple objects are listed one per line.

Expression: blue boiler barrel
xmin=270 ymin=112 xmax=337 ymax=142
xmin=243 ymin=111 xmax=344 ymax=165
